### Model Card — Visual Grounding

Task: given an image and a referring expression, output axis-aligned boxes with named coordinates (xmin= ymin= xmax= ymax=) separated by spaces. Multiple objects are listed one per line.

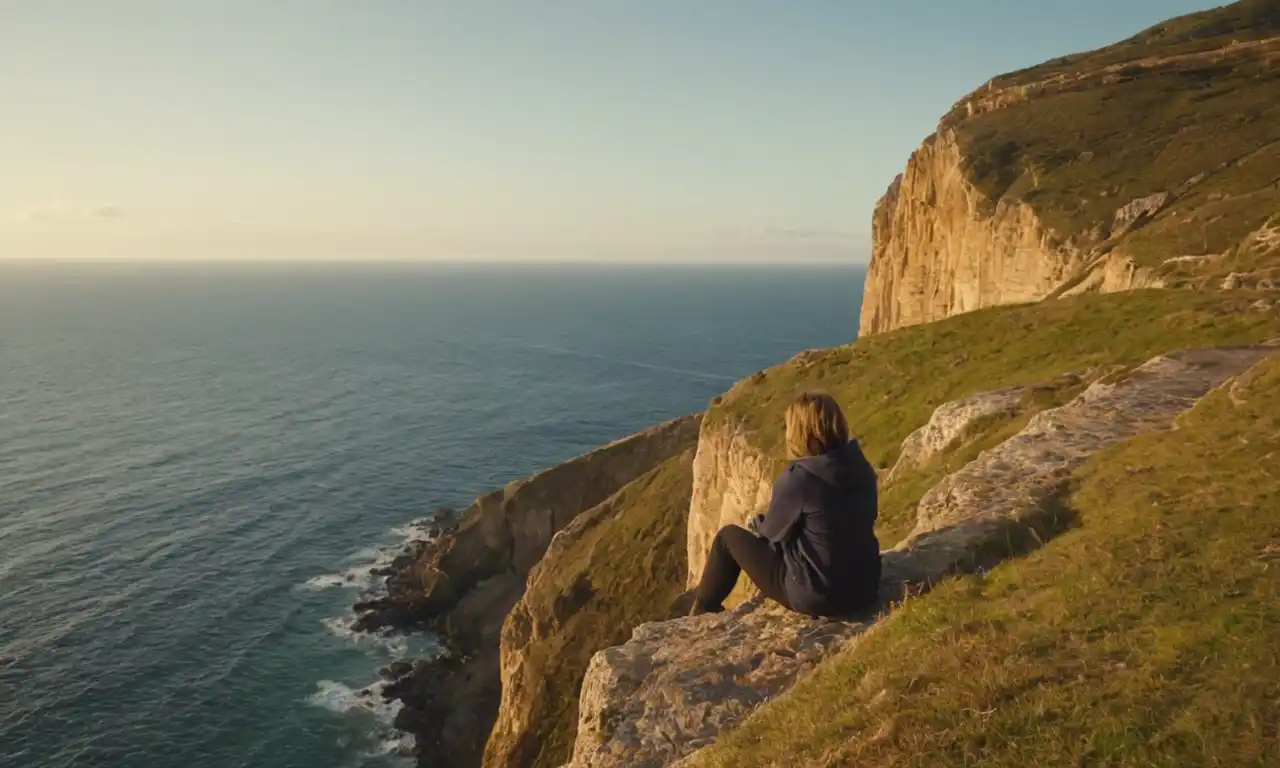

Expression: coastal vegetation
xmin=486 ymin=453 xmax=693 ymax=768
xmin=948 ymin=0 xmax=1280 ymax=283
xmin=370 ymin=4 xmax=1280 ymax=765
xmin=690 ymin=355 xmax=1280 ymax=767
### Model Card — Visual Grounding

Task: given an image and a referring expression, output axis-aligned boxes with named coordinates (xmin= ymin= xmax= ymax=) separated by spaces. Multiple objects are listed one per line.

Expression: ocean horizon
xmin=0 ymin=261 xmax=864 ymax=767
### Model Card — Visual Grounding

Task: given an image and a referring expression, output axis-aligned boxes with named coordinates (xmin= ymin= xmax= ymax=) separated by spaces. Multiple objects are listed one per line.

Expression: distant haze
xmin=1 ymin=1 xmax=1216 ymax=263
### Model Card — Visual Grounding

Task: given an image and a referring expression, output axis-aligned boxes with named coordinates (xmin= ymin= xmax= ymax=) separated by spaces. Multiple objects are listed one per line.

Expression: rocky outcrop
xmin=685 ymin=423 xmax=774 ymax=587
xmin=356 ymin=413 xmax=702 ymax=636
xmin=912 ymin=347 xmax=1276 ymax=536
xmin=885 ymin=385 xmax=1027 ymax=482
xmin=1111 ymin=191 xmax=1171 ymax=237
xmin=485 ymin=453 xmax=694 ymax=768
xmin=362 ymin=414 xmax=701 ymax=768
xmin=1058 ymin=252 xmax=1164 ymax=297
xmin=561 ymin=344 xmax=1277 ymax=768
xmin=858 ymin=7 xmax=1280 ymax=336
xmin=858 ymin=130 xmax=1088 ymax=336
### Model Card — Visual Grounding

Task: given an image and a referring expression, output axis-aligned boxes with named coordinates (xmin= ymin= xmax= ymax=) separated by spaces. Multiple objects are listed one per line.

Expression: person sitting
xmin=688 ymin=391 xmax=881 ymax=617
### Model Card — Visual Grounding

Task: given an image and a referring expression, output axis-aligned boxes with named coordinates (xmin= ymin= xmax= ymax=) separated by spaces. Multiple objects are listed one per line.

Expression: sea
xmin=0 ymin=261 xmax=864 ymax=768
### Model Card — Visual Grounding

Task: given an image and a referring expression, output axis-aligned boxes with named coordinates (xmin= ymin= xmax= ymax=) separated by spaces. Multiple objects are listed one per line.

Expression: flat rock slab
xmin=912 ymin=346 xmax=1279 ymax=538
xmin=562 ymin=344 xmax=1277 ymax=768
xmin=886 ymin=385 xmax=1028 ymax=482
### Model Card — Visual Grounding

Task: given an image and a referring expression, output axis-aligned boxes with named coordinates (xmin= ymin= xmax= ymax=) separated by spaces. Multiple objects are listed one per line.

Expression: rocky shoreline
xmin=345 ymin=415 xmax=703 ymax=767
xmin=358 ymin=512 xmax=513 ymax=767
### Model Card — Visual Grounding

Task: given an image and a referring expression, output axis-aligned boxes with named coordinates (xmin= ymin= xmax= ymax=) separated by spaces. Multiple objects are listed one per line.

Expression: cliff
xmin=369 ymin=294 xmax=1279 ymax=767
xmin=565 ymin=345 xmax=1278 ymax=768
xmin=547 ymin=287 xmax=1279 ymax=767
xmin=484 ymin=452 xmax=694 ymax=768
xmin=672 ymin=351 xmax=1280 ymax=767
xmin=860 ymin=0 xmax=1280 ymax=335
xmin=354 ymin=6 xmax=1280 ymax=766
xmin=362 ymin=413 xmax=701 ymax=766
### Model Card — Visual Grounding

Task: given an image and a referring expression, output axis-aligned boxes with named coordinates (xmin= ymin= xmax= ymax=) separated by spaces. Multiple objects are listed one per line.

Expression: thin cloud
xmin=90 ymin=204 xmax=126 ymax=219
xmin=17 ymin=202 xmax=127 ymax=223
xmin=764 ymin=227 xmax=862 ymax=243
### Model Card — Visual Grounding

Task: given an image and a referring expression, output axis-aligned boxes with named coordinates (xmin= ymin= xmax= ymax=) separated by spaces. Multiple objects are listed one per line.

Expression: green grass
xmin=877 ymin=374 xmax=1087 ymax=546
xmin=487 ymin=453 xmax=694 ymax=768
xmin=955 ymin=57 xmax=1280 ymax=244
xmin=710 ymin=289 xmax=1280 ymax=486
xmin=995 ymin=0 xmax=1280 ymax=89
xmin=689 ymin=355 xmax=1280 ymax=768
xmin=1118 ymin=143 xmax=1280 ymax=274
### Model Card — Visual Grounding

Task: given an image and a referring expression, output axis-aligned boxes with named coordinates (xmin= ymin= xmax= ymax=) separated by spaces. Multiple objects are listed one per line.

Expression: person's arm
xmin=754 ymin=468 xmax=805 ymax=543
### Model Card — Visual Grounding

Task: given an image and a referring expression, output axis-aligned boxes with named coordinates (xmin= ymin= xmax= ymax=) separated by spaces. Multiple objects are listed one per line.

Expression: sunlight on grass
xmin=689 ymin=357 xmax=1280 ymax=767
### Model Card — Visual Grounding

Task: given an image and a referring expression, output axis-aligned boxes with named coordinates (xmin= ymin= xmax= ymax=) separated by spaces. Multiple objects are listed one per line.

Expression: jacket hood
xmin=793 ymin=439 xmax=867 ymax=489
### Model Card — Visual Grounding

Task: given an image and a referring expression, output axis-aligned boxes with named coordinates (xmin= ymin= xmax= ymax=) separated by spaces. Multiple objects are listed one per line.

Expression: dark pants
xmin=694 ymin=525 xmax=790 ymax=610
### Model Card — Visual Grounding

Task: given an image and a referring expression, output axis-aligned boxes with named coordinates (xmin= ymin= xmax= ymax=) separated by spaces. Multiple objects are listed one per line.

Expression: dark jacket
xmin=754 ymin=440 xmax=880 ymax=616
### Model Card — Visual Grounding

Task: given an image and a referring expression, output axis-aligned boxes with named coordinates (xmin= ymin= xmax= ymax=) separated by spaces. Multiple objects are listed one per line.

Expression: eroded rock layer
xmin=860 ymin=2 xmax=1280 ymax=335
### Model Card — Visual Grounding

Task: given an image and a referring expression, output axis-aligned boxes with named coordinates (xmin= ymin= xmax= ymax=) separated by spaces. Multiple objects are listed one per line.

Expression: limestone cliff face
xmin=858 ymin=130 xmax=1089 ymax=336
xmin=859 ymin=9 xmax=1280 ymax=336
xmin=685 ymin=422 xmax=774 ymax=587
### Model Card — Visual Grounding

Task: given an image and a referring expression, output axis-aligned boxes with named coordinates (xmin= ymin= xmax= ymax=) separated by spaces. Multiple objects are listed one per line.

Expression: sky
xmin=1 ymin=1 xmax=1222 ymax=263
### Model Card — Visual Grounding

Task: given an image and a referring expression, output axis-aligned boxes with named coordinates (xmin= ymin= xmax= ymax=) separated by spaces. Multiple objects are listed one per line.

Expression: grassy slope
xmin=709 ymin=289 xmax=1280 ymax=545
xmin=998 ymin=0 xmax=1280 ymax=85
xmin=690 ymin=355 xmax=1280 ymax=768
xmin=876 ymin=374 xmax=1086 ymax=546
xmin=947 ymin=0 xmax=1280 ymax=277
xmin=507 ymin=453 xmax=693 ymax=768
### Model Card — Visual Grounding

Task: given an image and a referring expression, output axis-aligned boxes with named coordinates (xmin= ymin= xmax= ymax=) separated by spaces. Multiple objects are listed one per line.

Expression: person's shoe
xmin=688 ymin=597 xmax=724 ymax=617
xmin=664 ymin=590 xmax=724 ymax=619
xmin=663 ymin=590 xmax=697 ymax=620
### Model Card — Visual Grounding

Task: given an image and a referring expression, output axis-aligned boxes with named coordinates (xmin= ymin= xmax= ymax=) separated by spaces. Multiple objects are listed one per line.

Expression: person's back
xmin=683 ymin=391 xmax=881 ymax=618
xmin=775 ymin=439 xmax=880 ymax=616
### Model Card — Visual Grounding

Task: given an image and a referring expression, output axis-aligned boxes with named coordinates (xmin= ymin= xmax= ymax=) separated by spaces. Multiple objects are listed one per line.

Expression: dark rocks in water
xmin=387 ymin=552 xmax=419 ymax=573
xmin=386 ymin=646 xmax=502 ymax=768
xmin=379 ymin=660 xmax=414 ymax=681
xmin=349 ymin=415 xmax=703 ymax=766
xmin=352 ymin=595 xmax=432 ymax=633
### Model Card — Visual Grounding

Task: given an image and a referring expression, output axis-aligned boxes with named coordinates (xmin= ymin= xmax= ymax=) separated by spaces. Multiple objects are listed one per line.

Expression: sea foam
xmin=301 ymin=517 xmax=441 ymax=593
xmin=308 ymin=679 xmax=415 ymax=761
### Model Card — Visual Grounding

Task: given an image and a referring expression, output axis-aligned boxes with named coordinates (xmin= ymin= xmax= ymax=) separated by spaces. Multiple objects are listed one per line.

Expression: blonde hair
xmin=784 ymin=391 xmax=849 ymax=459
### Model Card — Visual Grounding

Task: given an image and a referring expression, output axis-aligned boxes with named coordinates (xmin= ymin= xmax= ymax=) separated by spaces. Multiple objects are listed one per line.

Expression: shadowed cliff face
xmin=484 ymin=452 xmax=694 ymax=768
xmin=860 ymin=0 xmax=1280 ymax=336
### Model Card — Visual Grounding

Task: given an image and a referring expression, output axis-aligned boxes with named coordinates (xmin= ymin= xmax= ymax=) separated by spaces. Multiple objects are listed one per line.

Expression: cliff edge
xmin=353 ymin=5 xmax=1280 ymax=766
xmin=483 ymin=452 xmax=694 ymax=768
xmin=566 ymin=341 xmax=1278 ymax=767
xmin=360 ymin=413 xmax=701 ymax=767
xmin=860 ymin=0 xmax=1280 ymax=335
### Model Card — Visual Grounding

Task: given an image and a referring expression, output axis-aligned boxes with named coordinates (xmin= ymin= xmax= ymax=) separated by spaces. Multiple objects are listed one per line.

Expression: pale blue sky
xmin=1 ymin=1 xmax=1218 ymax=262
